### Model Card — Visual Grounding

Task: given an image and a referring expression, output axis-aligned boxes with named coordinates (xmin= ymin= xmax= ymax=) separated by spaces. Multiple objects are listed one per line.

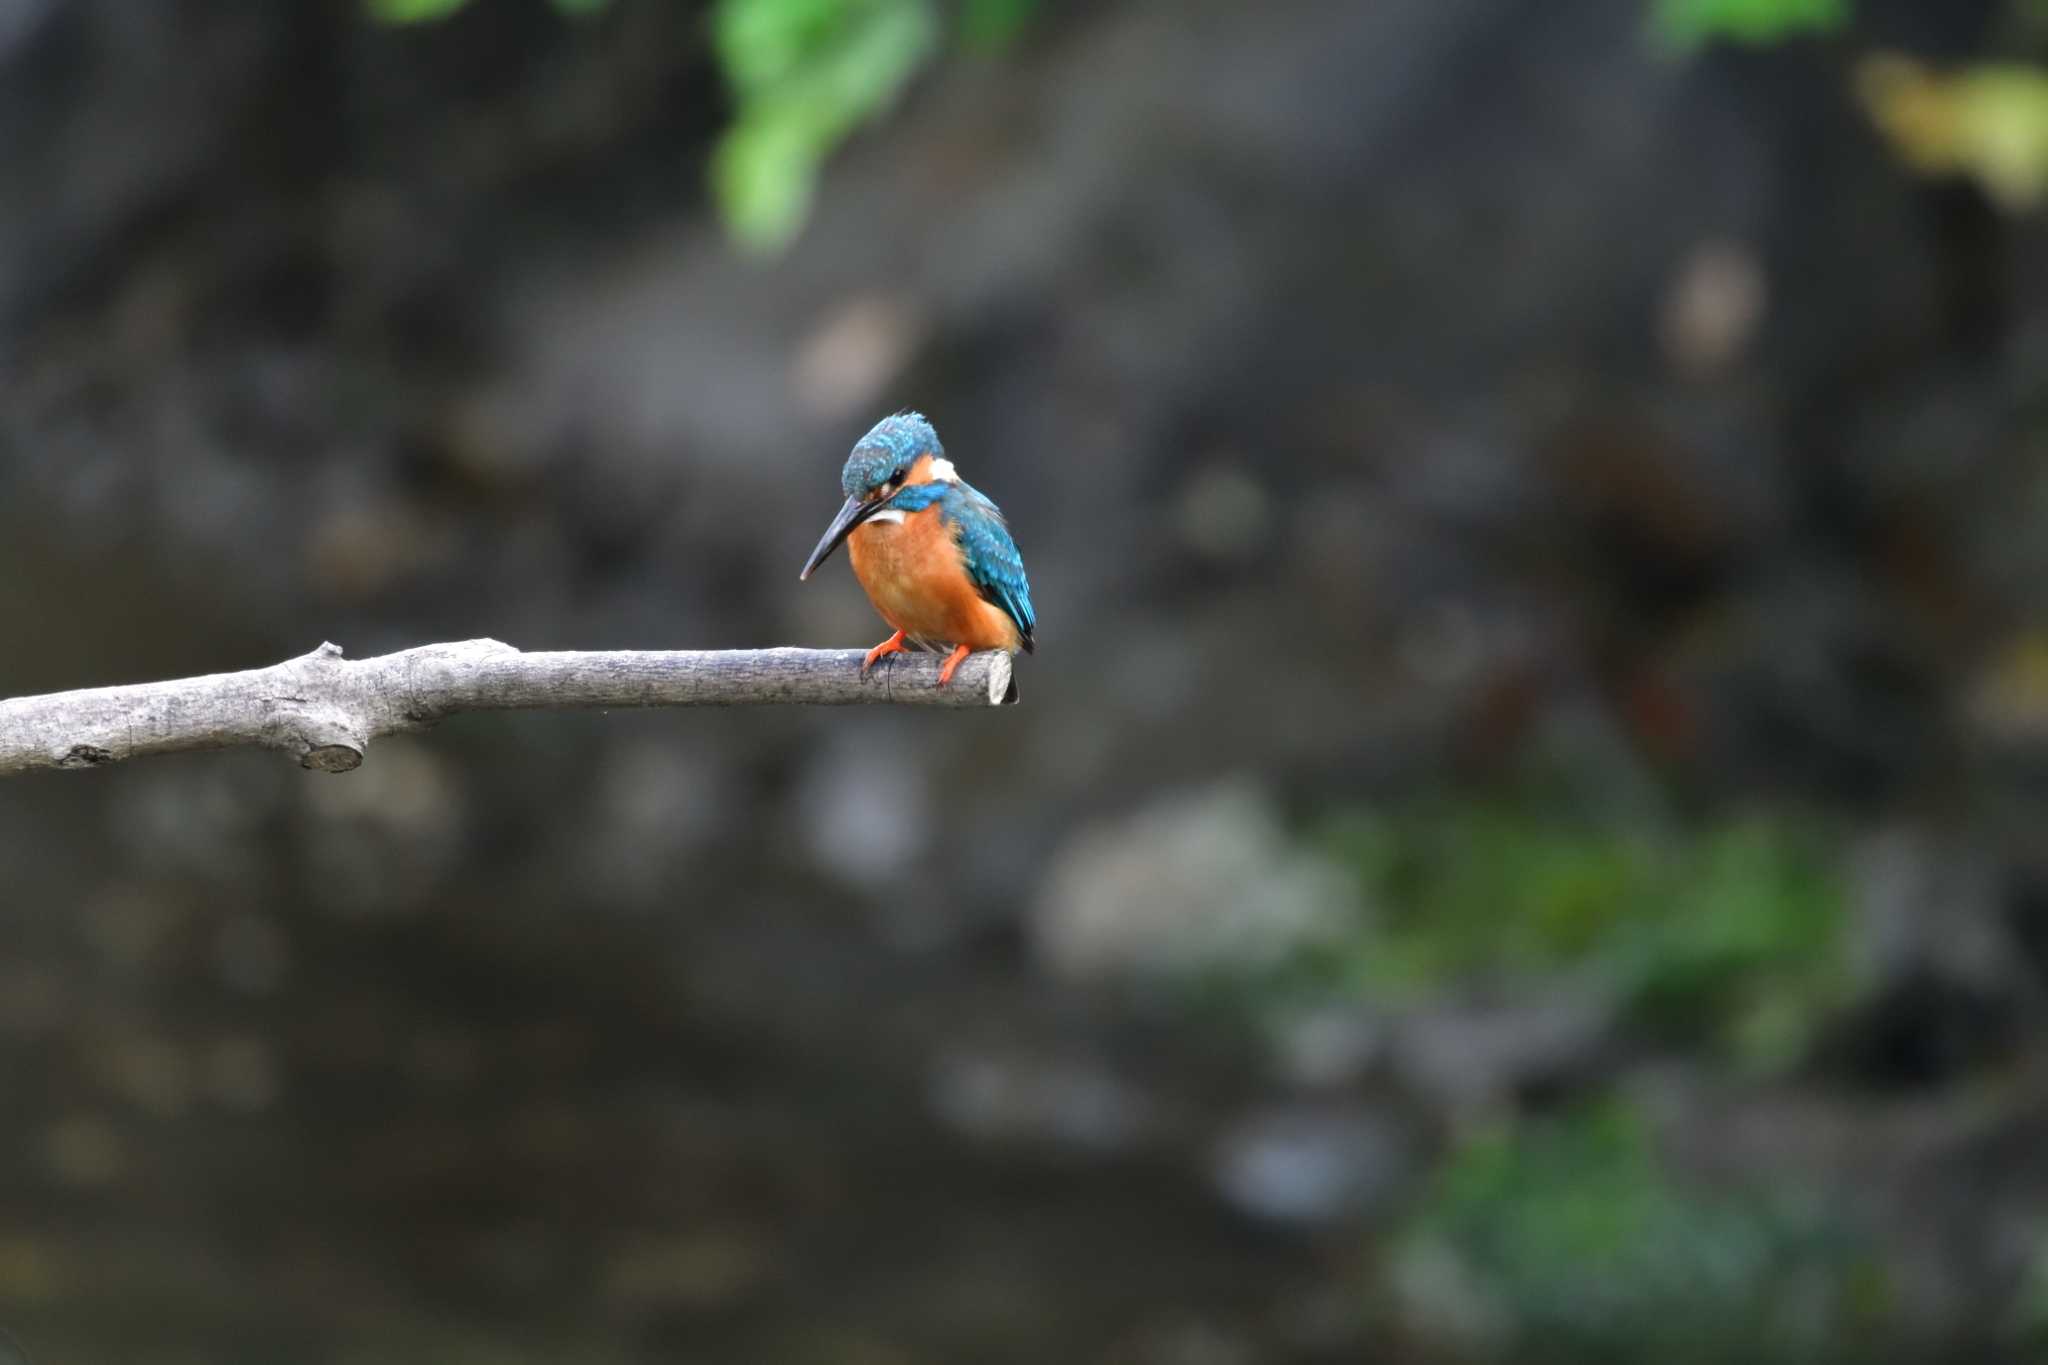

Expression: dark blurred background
xmin=5 ymin=0 xmax=2048 ymax=1359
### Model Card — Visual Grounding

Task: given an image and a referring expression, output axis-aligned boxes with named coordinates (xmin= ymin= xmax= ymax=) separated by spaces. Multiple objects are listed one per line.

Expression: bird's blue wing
xmin=942 ymin=483 xmax=1036 ymax=651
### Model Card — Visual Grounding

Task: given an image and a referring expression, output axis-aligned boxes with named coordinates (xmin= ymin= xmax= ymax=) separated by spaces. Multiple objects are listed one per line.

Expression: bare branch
xmin=0 ymin=639 xmax=1017 ymax=777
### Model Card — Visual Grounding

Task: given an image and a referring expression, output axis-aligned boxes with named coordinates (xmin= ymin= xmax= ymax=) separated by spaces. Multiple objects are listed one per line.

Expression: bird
xmin=798 ymin=412 xmax=1035 ymax=686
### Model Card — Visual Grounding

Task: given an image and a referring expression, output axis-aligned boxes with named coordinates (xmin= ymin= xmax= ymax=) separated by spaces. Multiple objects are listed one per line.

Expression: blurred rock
xmin=1029 ymin=781 xmax=1352 ymax=982
xmin=792 ymin=726 xmax=932 ymax=892
xmin=578 ymin=736 xmax=733 ymax=903
xmin=1209 ymin=1105 xmax=1411 ymax=1227
xmin=1389 ymin=1237 xmax=1513 ymax=1356
xmin=1273 ymin=1006 xmax=1385 ymax=1089
xmin=1838 ymin=825 xmax=2025 ymax=1085
xmin=1389 ymin=989 xmax=1616 ymax=1113
xmin=1658 ymin=238 xmax=1767 ymax=380
xmin=926 ymin=1048 xmax=1151 ymax=1152
xmin=791 ymin=291 xmax=928 ymax=424
xmin=1848 ymin=826 xmax=2013 ymax=996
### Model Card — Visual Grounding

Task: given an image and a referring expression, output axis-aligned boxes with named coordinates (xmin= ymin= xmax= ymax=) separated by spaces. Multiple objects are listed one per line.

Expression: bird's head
xmin=799 ymin=412 xmax=955 ymax=580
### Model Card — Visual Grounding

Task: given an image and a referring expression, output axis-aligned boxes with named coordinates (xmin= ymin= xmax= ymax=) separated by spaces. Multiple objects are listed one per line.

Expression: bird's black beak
xmin=799 ymin=495 xmax=879 ymax=581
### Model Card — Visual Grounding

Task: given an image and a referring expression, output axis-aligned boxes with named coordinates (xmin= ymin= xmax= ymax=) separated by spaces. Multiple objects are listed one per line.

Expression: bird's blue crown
xmin=841 ymin=411 xmax=943 ymax=499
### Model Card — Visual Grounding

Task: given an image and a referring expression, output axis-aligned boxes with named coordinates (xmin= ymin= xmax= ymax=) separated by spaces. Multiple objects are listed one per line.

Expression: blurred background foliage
xmin=6 ymin=0 xmax=2048 ymax=1361
xmin=1299 ymin=804 xmax=1848 ymax=1071
xmin=1858 ymin=54 xmax=2048 ymax=208
xmin=1660 ymin=0 xmax=2048 ymax=210
xmin=1652 ymin=0 xmax=1851 ymax=48
xmin=370 ymin=0 xmax=1039 ymax=248
xmin=1394 ymin=1101 xmax=1885 ymax=1363
xmin=368 ymin=0 xmax=2048 ymax=243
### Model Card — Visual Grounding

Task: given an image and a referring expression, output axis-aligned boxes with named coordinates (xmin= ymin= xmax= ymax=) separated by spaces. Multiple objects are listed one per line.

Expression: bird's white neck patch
xmin=926 ymin=457 xmax=957 ymax=483
xmin=867 ymin=507 xmax=908 ymax=525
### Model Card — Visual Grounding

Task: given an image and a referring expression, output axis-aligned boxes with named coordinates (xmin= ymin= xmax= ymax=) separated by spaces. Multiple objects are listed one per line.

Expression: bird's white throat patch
xmin=867 ymin=507 xmax=908 ymax=524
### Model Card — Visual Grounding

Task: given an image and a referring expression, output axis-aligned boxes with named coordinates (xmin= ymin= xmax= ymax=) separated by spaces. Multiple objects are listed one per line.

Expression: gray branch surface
xmin=0 ymin=640 xmax=1017 ymax=776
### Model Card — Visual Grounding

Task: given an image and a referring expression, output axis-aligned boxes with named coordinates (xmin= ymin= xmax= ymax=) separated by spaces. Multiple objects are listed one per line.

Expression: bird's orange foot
xmin=861 ymin=630 xmax=910 ymax=677
xmin=936 ymin=643 xmax=972 ymax=687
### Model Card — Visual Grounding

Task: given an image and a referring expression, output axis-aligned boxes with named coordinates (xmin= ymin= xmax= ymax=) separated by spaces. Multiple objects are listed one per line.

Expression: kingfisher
xmin=798 ymin=412 xmax=1036 ymax=686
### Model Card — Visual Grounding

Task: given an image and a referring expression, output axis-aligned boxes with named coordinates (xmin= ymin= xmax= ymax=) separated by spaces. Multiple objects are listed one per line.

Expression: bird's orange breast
xmin=848 ymin=504 xmax=1021 ymax=653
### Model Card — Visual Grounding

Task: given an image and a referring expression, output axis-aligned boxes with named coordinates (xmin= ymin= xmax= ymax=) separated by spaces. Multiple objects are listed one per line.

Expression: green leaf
xmin=959 ymin=0 xmax=1034 ymax=52
xmin=1651 ymin=0 xmax=1851 ymax=50
xmin=365 ymin=0 xmax=474 ymax=23
xmin=712 ymin=104 xmax=829 ymax=254
xmin=365 ymin=0 xmax=1026 ymax=251
xmin=710 ymin=0 xmax=940 ymax=251
xmin=369 ymin=0 xmax=606 ymax=23
xmin=1282 ymin=800 xmax=1850 ymax=1072
xmin=1399 ymin=1100 xmax=1881 ymax=1357
xmin=1860 ymin=56 xmax=2048 ymax=211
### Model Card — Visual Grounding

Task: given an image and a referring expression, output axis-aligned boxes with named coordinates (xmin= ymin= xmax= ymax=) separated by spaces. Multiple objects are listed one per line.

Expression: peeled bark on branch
xmin=0 ymin=640 xmax=1017 ymax=776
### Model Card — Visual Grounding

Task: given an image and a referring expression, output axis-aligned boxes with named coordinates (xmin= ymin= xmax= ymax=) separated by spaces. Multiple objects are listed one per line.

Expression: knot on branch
xmin=265 ymin=641 xmax=373 ymax=770
xmin=301 ymin=743 xmax=365 ymax=772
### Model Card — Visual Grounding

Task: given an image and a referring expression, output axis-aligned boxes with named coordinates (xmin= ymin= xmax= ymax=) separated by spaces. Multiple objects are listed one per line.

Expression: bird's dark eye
xmin=886 ymin=469 xmax=907 ymax=489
